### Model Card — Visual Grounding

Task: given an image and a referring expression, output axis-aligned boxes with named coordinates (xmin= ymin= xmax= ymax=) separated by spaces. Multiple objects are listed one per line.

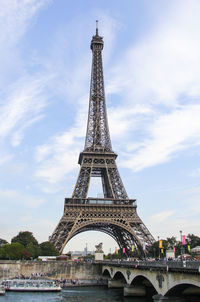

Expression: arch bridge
xmin=101 ymin=260 xmax=200 ymax=301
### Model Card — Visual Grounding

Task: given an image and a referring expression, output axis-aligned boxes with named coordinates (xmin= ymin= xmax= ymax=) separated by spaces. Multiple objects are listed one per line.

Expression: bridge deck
xmin=96 ymin=260 xmax=200 ymax=274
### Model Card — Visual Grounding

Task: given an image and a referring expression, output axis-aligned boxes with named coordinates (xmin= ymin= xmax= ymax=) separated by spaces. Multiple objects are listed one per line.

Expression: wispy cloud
xmin=0 ymin=0 xmax=52 ymax=164
xmin=103 ymin=1 xmax=200 ymax=171
xmin=189 ymin=169 xmax=200 ymax=178
xmin=0 ymin=187 xmax=45 ymax=209
xmin=121 ymin=104 xmax=200 ymax=171
xmin=149 ymin=210 xmax=174 ymax=224
xmin=109 ymin=1 xmax=200 ymax=106
xmin=0 ymin=75 xmax=50 ymax=146
xmin=35 ymin=102 xmax=87 ymax=184
xmin=0 ymin=0 xmax=50 ymax=46
xmin=0 ymin=0 xmax=50 ymax=83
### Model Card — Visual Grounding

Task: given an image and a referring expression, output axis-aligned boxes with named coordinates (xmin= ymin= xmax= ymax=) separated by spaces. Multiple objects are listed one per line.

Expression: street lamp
xmin=180 ymin=230 xmax=183 ymax=257
xmin=158 ymin=236 xmax=160 ymax=259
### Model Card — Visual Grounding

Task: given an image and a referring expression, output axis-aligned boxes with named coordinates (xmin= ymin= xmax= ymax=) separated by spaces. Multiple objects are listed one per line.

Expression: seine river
xmin=0 ymin=286 xmax=152 ymax=302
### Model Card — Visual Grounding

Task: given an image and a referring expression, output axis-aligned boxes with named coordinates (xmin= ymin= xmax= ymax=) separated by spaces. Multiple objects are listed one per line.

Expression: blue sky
xmin=1 ymin=0 xmax=200 ymax=254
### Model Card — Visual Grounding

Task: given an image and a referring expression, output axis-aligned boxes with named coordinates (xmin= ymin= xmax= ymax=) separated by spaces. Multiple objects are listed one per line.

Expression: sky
xmin=0 ymin=0 xmax=200 ymax=254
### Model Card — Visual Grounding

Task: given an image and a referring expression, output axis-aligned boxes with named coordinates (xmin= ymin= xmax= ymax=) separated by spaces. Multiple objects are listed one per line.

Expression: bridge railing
xmin=97 ymin=260 xmax=200 ymax=273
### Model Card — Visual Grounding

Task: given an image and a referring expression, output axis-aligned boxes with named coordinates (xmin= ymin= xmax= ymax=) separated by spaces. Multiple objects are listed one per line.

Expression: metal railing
xmin=96 ymin=260 xmax=200 ymax=273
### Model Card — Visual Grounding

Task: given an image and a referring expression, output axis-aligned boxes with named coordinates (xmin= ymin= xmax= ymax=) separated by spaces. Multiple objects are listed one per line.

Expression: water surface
xmin=0 ymin=286 xmax=151 ymax=302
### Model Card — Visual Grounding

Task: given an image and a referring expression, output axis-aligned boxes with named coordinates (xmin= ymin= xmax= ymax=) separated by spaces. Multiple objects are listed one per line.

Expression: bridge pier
xmin=124 ymin=284 xmax=146 ymax=297
xmin=108 ymin=279 xmax=124 ymax=288
xmin=153 ymin=294 xmax=185 ymax=302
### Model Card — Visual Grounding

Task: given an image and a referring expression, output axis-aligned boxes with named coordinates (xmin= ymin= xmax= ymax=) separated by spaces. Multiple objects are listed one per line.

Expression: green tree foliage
xmin=0 ymin=231 xmax=60 ymax=260
xmin=26 ymin=242 xmax=41 ymax=258
xmin=148 ymin=234 xmax=200 ymax=258
xmin=39 ymin=241 xmax=59 ymax=256
xmin=10 ymin=231 xmax=41 ymax=259
xmin=11 ymin=231 xmax=38 ymax=247
xmin=166 ymin=236 xmax=177 ymax=248
xmin=0 ymin=238 xmax=8 ymax=245
xmin=0 ymin=243 xmax=25 ymax=260
xmin=187 ymin=234 xmax=200 ymax=248
xmin=148 ymin=237 xmax=180 ymax=258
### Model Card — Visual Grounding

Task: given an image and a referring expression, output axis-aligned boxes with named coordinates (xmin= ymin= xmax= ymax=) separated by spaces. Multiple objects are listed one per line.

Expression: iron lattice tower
xmin=50 ymin=23 xmax=155 ymax=256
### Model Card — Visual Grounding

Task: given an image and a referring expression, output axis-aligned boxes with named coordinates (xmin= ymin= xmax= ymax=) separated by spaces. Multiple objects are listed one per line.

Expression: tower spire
xmin=85 ymin=21 xmax=112 ymax=152
xmin=96 ymin=20 xmax=99 ymax=36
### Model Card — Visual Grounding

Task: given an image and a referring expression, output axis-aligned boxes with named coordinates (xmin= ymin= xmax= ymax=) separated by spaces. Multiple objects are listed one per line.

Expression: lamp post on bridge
xmin=158 ymin=236 xmax=160 ymax=259
xmin=180 ymin=230 xmax=183 ymax=257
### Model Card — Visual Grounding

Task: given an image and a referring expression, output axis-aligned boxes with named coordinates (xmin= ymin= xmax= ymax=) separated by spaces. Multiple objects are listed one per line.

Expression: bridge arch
xmin=164 ymin=281 xmax=200 ymax=297
xmin=112 ymin=271 xmax=127 ymax=283
xmin=130 ymin=274 xmax=157 ymax=296
xmin=131 ymin=274 xmax=156 ymax=288
xmin=102 ymin=268 xmax=111 ymax=278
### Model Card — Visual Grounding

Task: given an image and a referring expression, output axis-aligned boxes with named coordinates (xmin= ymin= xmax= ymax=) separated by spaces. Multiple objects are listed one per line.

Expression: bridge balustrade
xmin=98 ymin=260 xmax=200 ymax=273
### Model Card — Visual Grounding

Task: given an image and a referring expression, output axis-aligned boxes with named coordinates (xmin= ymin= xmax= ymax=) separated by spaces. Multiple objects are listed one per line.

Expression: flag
xmin=188 ymin=245 xmax=190 ymax=252
xmin=132 ymin=245 xmax=134 ymax=252
xmin=182 ymin=235 xmax=186 ymax=245
xmin=123 ymin=248 xmax=125 ymax=254
xmin=159 ymin=240 xmax=163 ymax=248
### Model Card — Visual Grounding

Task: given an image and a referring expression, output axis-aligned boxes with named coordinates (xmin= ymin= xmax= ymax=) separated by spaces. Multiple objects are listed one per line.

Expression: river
xmin=0 ymin=286 xmax=152 ymax=302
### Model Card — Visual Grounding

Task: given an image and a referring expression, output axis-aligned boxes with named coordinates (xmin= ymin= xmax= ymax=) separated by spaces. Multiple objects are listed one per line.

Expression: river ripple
xmin=0 ymin=286 xmax=152 ymax=302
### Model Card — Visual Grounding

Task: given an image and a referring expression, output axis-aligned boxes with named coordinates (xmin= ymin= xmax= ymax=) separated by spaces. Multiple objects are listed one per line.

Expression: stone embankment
xmin=0 ymin=260 xmax=102 ymax=282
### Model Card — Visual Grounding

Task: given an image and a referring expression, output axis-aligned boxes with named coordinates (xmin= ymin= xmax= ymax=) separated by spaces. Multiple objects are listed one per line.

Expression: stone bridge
xmin=101 ymin=260 xmax=200 ymax=301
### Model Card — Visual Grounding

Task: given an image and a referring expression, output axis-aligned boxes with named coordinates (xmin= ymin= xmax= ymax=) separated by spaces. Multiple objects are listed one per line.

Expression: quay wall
xmin=0 ymin=260 xmax=102 ymax=280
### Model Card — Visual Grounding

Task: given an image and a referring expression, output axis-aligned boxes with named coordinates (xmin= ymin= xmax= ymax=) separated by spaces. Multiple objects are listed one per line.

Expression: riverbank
xmin=0 ymin=260 xmax=102 ymax=281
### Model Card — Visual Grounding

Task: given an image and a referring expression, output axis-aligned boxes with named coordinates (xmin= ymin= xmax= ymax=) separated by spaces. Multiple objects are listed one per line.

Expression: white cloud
xmin=149 ymin=210 xmax=174 ymax=224
xmin=109 ymin=1 xmax=200 ymax=106
xmin=0 ymin=0 xmax=49 ymax=47
xmin=108 ymin=104 xmax=152 ymax=139
xmin=35 ymin=109 xmax=86 ymax=183
xmin=0 ymin=0 xmax=50 ymax=85
xmin=0 ymin=0 xmax=52 ymax=164
xmin=99 ymin=1 xmax=200 ymax=173
xmin=0 ymin=75 xmax=50 ymax=145
xmin=0 ymin=188 xmax=45 ymax=209
xmin=189 ymin=169 xmax=200 ymax=178
xmin=121 ymin=105 xmax=200 ymax=171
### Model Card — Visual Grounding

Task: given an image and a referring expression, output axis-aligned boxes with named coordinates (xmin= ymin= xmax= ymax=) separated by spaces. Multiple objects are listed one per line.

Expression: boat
xmin=0 ymin=285 xmax=5 ymax=295
xmin=2 ymin=279 xmax=61 ymax=292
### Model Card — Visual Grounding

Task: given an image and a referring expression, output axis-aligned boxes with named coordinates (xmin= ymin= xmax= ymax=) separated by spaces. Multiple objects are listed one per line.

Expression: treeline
xmin=104 ymin=234 xmax=200 ymax=259
xmin=148 ymin=234 xmax=200 ymax=258
xmin=0 ymin=231 xmax=59 ymax=260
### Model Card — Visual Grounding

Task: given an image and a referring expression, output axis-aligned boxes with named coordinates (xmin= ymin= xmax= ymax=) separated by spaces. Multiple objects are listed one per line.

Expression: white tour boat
xmin=0 ymin=285 xmax=5 ymax=295
xmin=2 ymin=279 xmax=61 ymax=292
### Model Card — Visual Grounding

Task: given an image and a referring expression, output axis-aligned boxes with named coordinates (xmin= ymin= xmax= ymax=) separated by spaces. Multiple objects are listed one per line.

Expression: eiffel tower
xmin=50 ymin=22 xmax=155 ymax=256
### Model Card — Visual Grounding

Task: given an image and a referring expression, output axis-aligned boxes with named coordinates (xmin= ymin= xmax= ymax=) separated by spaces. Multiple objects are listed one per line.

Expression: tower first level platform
xmin=51 ymin=198 xmax=154 ymax=255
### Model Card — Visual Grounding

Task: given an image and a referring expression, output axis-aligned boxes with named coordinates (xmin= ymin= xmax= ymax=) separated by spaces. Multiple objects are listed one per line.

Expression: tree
xmin=22 ymin=250 xmax=33 ymax=260
xmin=187 ymin=234 xmax=200 ymax=248
xmin=11 ymin=231 xmax=38 ymax=247
xmin=1 ymin=243 xmax=25 ymax=260
xmin=39 ymin=241 xmax=59 ymax=256
xmin=165 ymin=236 xmax=177 ymax=249
xmin=0 ymin=245 xmax=7 ymax=259
xmin=0 ymin=238 xmax=8 ymax=246
xmin=26 ymin=242 xmax=41 ymax=258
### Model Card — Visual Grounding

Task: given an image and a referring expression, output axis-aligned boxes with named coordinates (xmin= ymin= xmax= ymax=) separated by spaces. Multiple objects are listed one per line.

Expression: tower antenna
xmin=96 ymin=20 xmax=98 ymax=35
